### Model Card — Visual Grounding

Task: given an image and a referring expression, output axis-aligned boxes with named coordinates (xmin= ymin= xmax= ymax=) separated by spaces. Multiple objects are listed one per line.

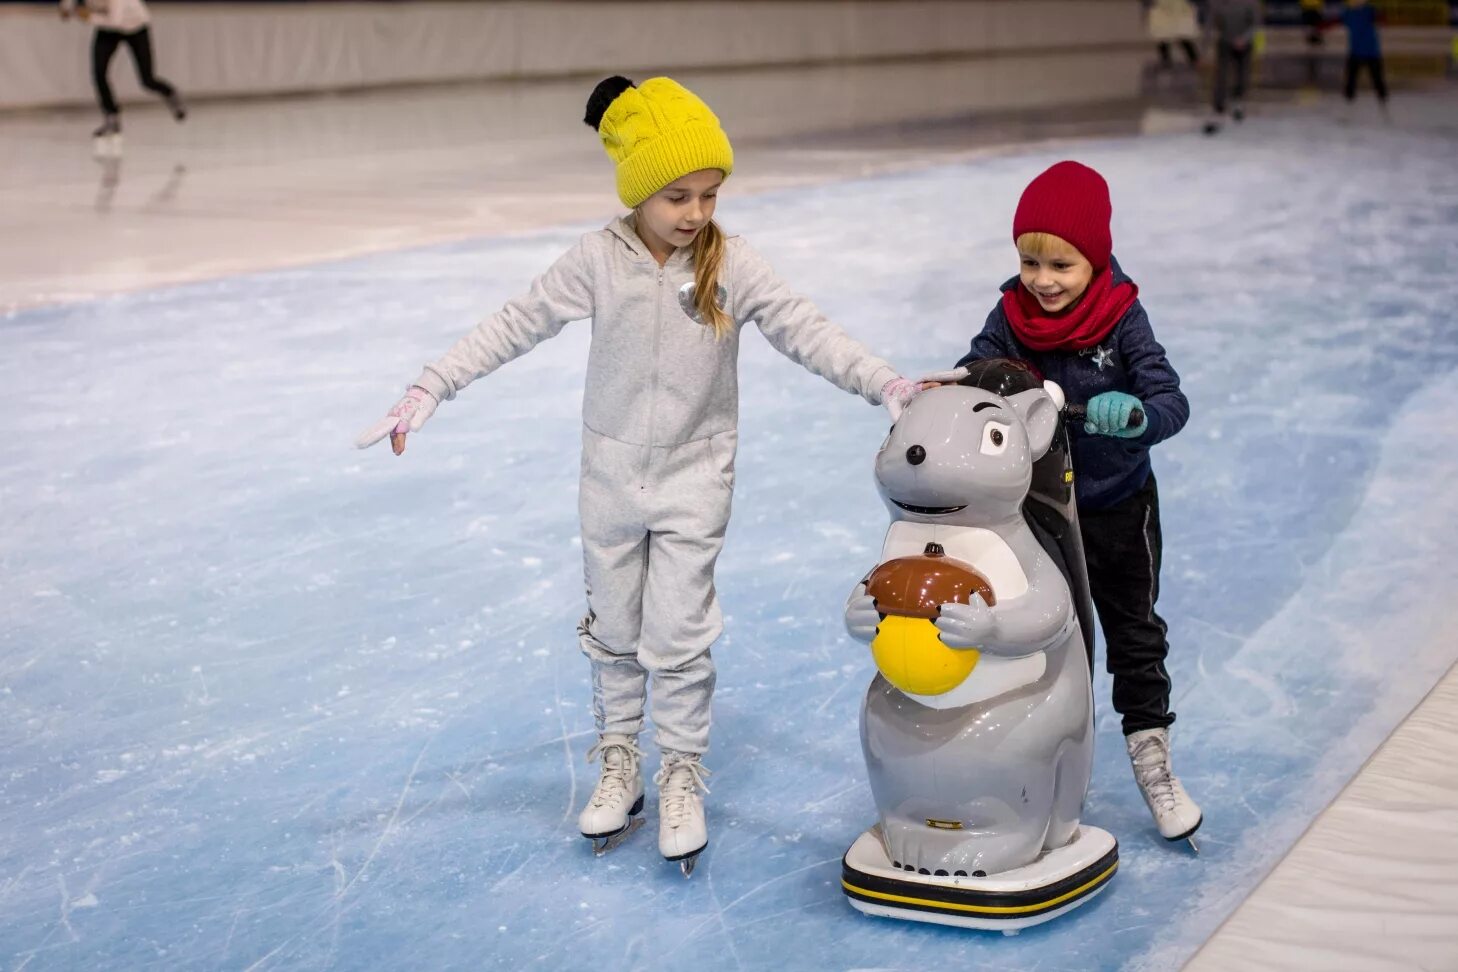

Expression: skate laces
xmin=653 ymin=758 xmax=711 ymax=828
xmin=585 ymin=737 xmax=643 ymax=808
xmin=1130 ymin=733 xmax=1178 ymax=811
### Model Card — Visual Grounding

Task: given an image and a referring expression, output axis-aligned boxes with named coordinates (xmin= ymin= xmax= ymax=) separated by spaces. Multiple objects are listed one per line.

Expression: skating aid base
xmin=841 ymin=824 xmax=1118 ymax=932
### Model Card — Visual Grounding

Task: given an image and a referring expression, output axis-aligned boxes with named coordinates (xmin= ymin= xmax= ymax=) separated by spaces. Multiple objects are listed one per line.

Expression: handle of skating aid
xmin=1064 ymin=403 xmax=1144 ymax=430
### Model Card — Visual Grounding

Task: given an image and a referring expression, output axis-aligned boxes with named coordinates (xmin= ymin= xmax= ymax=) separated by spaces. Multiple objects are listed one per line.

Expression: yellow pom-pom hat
xmin=584 ymin=76 xmax=734 ymax=209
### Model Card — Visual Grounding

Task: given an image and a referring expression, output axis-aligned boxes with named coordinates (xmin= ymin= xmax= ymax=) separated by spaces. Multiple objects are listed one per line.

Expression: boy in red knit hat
xmin=942 ymin=160 xmax=1201 ymax=846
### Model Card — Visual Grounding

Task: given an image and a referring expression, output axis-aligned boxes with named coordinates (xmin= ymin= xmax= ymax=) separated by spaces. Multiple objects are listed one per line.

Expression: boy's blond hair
xmin=1016 ymin=231 xmax=1080 ymax=260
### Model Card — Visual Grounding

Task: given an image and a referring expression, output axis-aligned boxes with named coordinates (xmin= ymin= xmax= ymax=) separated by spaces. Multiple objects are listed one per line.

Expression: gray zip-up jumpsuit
xmin=412 ymin=217 xmax=898 ymax=754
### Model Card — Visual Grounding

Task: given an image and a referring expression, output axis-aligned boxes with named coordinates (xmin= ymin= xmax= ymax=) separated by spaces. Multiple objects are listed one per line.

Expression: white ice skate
xmin=578 ymin=734 xmax=645 ymax=855
xmin=92 ymin=114 xmax=123 ymax=158
xmin=655 ymin=754 xmax=710 ymax=876
xmin=1127 ymin=728 xmax=1203 ymax=852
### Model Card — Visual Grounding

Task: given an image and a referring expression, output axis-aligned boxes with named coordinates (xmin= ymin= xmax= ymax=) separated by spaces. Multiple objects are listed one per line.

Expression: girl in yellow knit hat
xmin=357 ymin=75 xmax=919 ymax=875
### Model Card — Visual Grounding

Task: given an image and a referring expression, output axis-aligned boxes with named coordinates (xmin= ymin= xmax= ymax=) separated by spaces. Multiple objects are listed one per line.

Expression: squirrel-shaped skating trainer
xmin=841 ymin=360 xmax=1118 ymax=933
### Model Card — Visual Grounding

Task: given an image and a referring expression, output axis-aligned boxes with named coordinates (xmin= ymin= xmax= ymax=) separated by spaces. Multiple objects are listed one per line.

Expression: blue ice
xmin=5 ymin=114 xmax=1458 ymax=970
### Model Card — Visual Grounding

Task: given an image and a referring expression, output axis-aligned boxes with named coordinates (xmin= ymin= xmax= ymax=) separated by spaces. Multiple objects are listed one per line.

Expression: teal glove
xmin=1084 ymin=391 xmax=1146 ymax=438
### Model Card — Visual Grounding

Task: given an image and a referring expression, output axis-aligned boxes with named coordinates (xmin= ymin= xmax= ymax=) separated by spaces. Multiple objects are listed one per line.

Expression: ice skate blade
xmin=587 ymin=815 xmax=644 ymax=856
xmin=663 ymin=841 xmax=707 ymax=878
xmin=1161 ymin=814 xmax=1202 ymax=853
xmin=841 ymin=825 xmax=1118 ymax=932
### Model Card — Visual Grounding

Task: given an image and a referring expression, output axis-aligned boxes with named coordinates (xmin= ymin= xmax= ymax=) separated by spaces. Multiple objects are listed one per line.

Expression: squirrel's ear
xmin=1009 ymin=388 xmax=1057 ymax=459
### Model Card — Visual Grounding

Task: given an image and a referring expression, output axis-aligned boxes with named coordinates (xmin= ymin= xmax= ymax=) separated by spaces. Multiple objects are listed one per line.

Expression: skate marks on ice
xmin=1128 ymin=375 xmax=1458 ymax=970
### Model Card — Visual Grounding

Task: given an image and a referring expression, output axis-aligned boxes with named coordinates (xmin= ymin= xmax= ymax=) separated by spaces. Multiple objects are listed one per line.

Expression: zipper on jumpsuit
xmin=640 ymin=266 xmax=665 ymax=490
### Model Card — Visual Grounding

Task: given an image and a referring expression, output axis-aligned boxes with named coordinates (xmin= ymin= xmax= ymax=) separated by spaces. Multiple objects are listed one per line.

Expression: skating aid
xmin=1063 ymin=402 xmax=1143 ymax=429
xmin=842 ymin=362 xmax=1119 ymax=931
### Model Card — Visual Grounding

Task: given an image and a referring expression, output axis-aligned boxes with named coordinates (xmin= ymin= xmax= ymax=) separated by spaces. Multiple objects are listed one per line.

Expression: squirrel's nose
xmin=906 ymin=445 xmax=926 ymax=466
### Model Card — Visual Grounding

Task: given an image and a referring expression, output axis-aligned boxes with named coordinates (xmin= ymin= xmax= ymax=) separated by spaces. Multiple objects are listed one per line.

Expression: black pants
xmin=1344 ymin=55 xmax=1389 ymax=102
xmin=1212 ymin=41 xmax=1252 ymax=115
xmin=1079 ymin=473 xmax=1174 ymax=736
xmin=92 ymin=27 xmax=175 ymax=115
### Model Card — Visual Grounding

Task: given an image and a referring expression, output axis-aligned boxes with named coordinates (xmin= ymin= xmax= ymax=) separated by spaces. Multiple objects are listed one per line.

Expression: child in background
xmin=59 ymin=0 xmax=186 ymax=150
xmin=1149 ymin=0 xmax=1201 ymax=69
xmin=1300 ymin=0 xmax=1326 ymax=47
xmin=1332 ymin=0 xmax=1391 ymax=118
xmin=357 ymin=76 xmax=920 ymax=873
xmin=1204 ymin=0 xmax=1260 ymax=134
xmin=946 ymin=161 xmax=1202 ymax=845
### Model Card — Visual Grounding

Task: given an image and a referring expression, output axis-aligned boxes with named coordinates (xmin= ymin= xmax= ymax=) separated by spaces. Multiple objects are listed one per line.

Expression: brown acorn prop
xmin=865 ymin=543 xmax=996 ymax=620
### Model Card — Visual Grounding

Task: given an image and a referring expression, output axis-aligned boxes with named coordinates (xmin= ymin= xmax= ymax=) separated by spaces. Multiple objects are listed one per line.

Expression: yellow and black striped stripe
xmin=842 ymin=844 xmax=1118 ymax=920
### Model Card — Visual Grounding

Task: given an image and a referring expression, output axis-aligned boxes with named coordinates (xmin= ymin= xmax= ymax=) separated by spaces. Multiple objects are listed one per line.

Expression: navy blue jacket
xmin=1341 ymin=6 xmax=1381 ymax=59
xmin=955 ymin=257 xmax=1189 ymax=511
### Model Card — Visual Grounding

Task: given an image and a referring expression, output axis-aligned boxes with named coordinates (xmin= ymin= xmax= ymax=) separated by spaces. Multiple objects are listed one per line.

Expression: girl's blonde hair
xmin=692 ymin=220 xmax=734 ymax=340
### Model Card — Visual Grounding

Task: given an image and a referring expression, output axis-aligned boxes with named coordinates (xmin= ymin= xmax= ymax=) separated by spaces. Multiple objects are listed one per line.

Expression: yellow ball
xmin=871 ymin=615 xmax=980 ymax=696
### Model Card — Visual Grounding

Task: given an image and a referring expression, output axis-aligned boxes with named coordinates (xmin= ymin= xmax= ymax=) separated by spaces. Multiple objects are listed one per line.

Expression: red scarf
xmin=1001 ymin=268 xmax=1138 ymax=352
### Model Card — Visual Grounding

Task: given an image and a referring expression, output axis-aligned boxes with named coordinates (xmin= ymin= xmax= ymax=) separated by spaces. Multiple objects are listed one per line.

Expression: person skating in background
xmin=1300 ymin=0 xmax=1326 ymax=46
xmin=1299 ymin=0 xmax=1325 ymax=85
xmin=1149 ymin=0 xmax=1201 ymax=69
xmin=356 ymin=76 xmax=920 ymax=875
xmin=1204 ymin=0 xmax=1260 ymax=134
xmin=60 ymin=0 xmax=186 ymax=151
xmin=1328 ymin=0 xmax=1391 ymax=120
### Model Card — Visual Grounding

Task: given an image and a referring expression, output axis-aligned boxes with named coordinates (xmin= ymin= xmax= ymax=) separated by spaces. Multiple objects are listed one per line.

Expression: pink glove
xmin=881 ymin=377 xmax=921 ymax=422
xmin=355 ymin=386 xmax=438 ymax=455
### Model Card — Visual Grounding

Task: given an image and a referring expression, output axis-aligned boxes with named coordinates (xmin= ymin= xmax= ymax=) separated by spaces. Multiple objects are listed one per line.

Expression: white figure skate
xmin=1127 ymin=728 xmax=1203 ymax=852
xmin=92 ymin=114 xmax=122 ymax=158
xmin=578 ymin=734 xmax=645 ymax=855
xmin=655 ymin=754 xmax=710 ymax=876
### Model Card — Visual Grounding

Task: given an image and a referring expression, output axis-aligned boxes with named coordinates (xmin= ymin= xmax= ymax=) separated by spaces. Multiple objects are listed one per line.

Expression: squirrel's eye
xmin=981 ymin=423 xmax=1010 ymax=456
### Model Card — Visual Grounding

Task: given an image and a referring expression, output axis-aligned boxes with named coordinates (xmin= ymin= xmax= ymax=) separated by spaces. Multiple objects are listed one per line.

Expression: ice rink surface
xmin=5 ymin=90 xmax=1458 ymax=970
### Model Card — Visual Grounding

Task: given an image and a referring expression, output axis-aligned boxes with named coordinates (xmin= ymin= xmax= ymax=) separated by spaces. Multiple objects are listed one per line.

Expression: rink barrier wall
xmin=0 ymin=0 xmax=1147 ymax=117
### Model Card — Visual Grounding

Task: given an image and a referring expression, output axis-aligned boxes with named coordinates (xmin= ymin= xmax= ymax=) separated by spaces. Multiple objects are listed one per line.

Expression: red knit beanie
xmin=1012 ymin=161 xmax=1113 ymax=272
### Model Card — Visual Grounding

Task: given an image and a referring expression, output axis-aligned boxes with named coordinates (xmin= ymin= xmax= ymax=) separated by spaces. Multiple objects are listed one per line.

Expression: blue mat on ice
xmin=5 ymin=114 xmax=1458 ymax=970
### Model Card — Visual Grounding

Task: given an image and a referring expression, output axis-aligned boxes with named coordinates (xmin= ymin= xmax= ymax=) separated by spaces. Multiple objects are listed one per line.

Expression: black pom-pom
xmin=583 ymin=76 xmax=635 ymax=130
